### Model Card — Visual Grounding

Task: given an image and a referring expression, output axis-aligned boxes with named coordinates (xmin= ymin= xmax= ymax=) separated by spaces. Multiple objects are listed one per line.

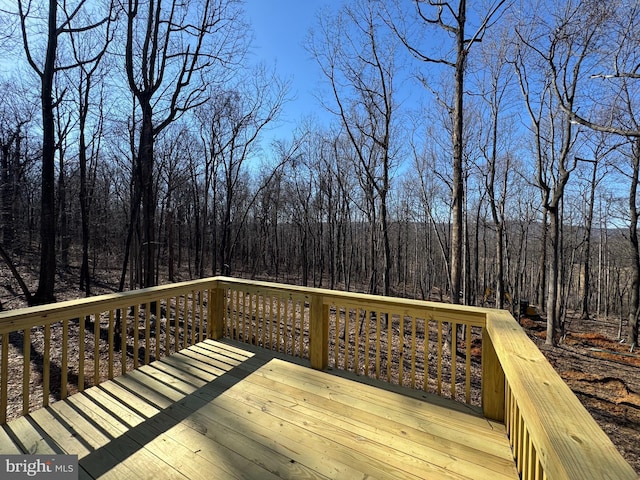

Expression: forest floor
xmin=1 ymin=267 xmax=639 ymax=474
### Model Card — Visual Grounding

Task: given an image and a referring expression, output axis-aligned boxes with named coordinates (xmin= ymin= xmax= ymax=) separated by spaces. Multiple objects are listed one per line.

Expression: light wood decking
xmin=0 ymin=339 xmax=518 ymax=480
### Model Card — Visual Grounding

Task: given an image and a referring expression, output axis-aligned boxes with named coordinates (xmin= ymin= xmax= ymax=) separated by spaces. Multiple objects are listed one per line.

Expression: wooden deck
xmin=0 ymin=339 xmax=518 ymax=480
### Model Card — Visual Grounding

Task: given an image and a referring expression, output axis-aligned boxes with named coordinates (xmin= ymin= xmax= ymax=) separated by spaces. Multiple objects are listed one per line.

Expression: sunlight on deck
xmin=0 ymin=339 xmax=517 ymax=479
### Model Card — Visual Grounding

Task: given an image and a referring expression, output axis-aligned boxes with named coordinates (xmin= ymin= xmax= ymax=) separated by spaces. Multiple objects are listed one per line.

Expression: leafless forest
xmin=0 ymin=0 xmax=639 ymax=350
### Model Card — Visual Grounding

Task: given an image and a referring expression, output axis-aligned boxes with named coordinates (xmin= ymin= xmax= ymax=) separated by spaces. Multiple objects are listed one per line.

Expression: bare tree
xmin=475 ymin=24 xmax=516 ymax=310
xmin=386 ymin=0 xmax=508 ymax=304
xmin=65 ymin=3 xmax=114 ymax=295
xmin=575 ymin=136 xmax=616 ymax=320
xmin=541 ymin=1 xmax=640 ymax=347
xmin=123 ymin=0 xmax=248 ymax=288
xmin=514 ymin=0 xmax=612 ymax=345
xmin=0 ymin=85 xmax=34 ymax=304
xmin=309 ymin=0 xmax=397 ymax=296
xmin=197 ymin=65 xmax=288 ymax=275
xmin=16 ymin=0 xmax=112 ymax=304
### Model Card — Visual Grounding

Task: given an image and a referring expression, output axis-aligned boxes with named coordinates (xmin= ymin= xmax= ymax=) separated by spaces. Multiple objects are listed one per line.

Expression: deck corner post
xmin=310 ymin=293 xmax=329 ymax=370
xmin=208 ymin=280 xmax=225 ymax=340
xmin=482 ymin=320 xmax=505 ymax=422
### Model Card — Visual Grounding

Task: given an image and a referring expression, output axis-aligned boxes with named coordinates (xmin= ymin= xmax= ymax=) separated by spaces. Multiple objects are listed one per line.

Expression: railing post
xmin=482 ymin=323 xmax=505 ymax=422
xmin=310 ymin=293 xmax=328 ymax=370
xmin=208 ymin=280 xmax=225 ymax=340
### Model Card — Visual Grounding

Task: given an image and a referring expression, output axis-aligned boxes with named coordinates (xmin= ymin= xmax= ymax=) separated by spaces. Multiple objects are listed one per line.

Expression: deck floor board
xmin=0 ymin=339 xmax=518 ymax=480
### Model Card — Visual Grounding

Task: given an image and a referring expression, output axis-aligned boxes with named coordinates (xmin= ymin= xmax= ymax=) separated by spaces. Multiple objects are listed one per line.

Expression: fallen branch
xmin=0 ymin=243 xmax=32 ymax=305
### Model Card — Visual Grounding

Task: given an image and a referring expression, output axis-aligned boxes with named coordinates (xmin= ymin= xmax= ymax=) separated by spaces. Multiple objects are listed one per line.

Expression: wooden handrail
xmin=0 ymin=278 xmax=217 ymax=334
xmin=485 ymin=310 xmax=637 ymax=480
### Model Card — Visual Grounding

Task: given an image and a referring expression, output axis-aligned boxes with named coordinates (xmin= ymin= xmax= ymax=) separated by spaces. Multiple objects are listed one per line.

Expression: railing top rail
xmin=215 ymin=276 xmax=488 ymax=325
xmin=0 ymin=277 xmax=217 ymax=333
xmin=485 ymin=309 xmax=637 ymax=480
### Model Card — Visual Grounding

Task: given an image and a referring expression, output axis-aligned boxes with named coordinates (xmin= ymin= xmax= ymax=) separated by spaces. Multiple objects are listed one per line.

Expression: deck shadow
xmin=76 ymin=343 xmax=270 ymax=479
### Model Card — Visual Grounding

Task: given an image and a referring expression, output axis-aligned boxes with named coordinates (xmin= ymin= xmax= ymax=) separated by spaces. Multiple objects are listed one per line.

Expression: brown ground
xmin=1 ymin=269 xmax=639 ymax=474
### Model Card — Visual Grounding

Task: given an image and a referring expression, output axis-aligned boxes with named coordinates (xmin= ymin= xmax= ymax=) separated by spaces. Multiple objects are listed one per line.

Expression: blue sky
xmin=243 ymin=0 xmax=331 ymax=143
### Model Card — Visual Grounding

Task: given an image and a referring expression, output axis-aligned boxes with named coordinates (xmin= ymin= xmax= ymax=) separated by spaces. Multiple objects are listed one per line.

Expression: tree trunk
xmin=538 ymin=209 xmax=548 ymax=313
xmin=546 ymin=207 xmax=560 ymax=346
xmin=79 ymin=113 xmax=91 ymax=296
xmin=628 ymin=140 xmax=640 ymax=349
xmin=57 ymin=148 xmax=69 ymax=269
xmin=581 ymin=159 xmax=598 ymax=319
xmin=139 ymin=101 xmax=156 ymax=288
xmin=0 ymin=131 xmax=18 ymax=248
xmin=450 ymin=0 xmax=467 ymax=305
xmin=33 ymin=0 xmax=58 ymax=305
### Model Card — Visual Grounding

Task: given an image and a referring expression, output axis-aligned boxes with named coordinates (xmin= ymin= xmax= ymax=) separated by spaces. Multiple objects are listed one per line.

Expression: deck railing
xmin=0 ymin=276 xmax=635 ymax=480
xmin=215 ymin=277 xmax=485 ymax=404
xmin=0 ymin=279 xmax=215 ymax=423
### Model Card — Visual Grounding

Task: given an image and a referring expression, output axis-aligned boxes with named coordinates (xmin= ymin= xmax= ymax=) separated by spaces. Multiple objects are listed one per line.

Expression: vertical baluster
xmin=364 ymin=310 xmax=371 ymax=377
xmin=175 ymin=296 xmax=181 ymax=351
xmin=244 ymin=292 xmax=250 ymax=344
xmin=387 ymin=312 xmax=392 ymax=382
xmin=523 ymin=428 xmax=531 ymax=480
xmin=235 ymin=290 xmax=241 ymax=341
xmin=155 ymin=301 xmax=161 ymax=360
xmin=276 ymin=295 xmax=282 ymax=353
xmin=506 ymin=385 xmax=512 ymax=446
xmin=519 ymin=413 xmax=525 ymax=475
xmin=198 ymin=290 xmax=204 ymax=343
xmin=511 ymin=398 xmax=517 ymax=456
xmin=121 ymin=308 xmax=127 ymax=375
xmin=451 ymin=322 xmax=457 ymax=399
xmin=261 ymin=294 xmax=267 ymax=348
xmin=182 ymin=293 xmax=187 ymax=348
xmin=143 ymin=304 xmax=151 ymax=365
xmin=133 ymin=304 xmax=140 ymax=368
xmin=227 ymin=289 xmax=232 ymax=340
xmin=108 ymin=310 xmax=114 ymax=379
xmin=62 ymin=319 xmax=69 ymax=399
xmin=245 ymin=292 xmax=254 ymax=345
xmin=43 ymin=324 xmax=51 ymax=407
xmin=375 ymin=309 xmax=381 ymax=379
xmin=355 ymin=308 xmax=360 ymax=374
xmin=1 ymin=332 xmax=8 ymax=423
xmin=437 ymin=320 xmax=443 ymax=396
xmin=79 ymin=317 xmax=85 ymax=391
xmin=465 ymin=325 xmax=471 ymax=403
xmin=300 ymin=299 xmax=306 ymax=357
xmin=423 ymin=318 xmax=430 ymax=392
xmin=291 ymin=298 xmax=304 ymax=356
xmin=398 ymin=313 xmax=404 ymax=386
xmin=343 ymin=307 xmax=350 ymax=371
xmin=294 ymin=298 xmax=299 ymax=357
xmin=410 ymin=315 xmax=417 ymax=389
xmin=191 ymin=290 xmax=197 ymax=346
xmin=183 ymin=294 xmax=189 ymax=351
xmin=283 ymin=296 xmax=289 ymax=354
xmin=165 ymin=297 xmax=171 ymax=356
xmin=268 ymin=296 xmax=274 ymax=350
xmin=22 ymin=327 xmax=30 ymax=416
xmin=505 ymin=382 xmax=512 ymax=439
xmin=95 ymin=311 xmax=101 ymax=384
xmin=334 ymin=305 xmax=340 ymax=367
xmin=535 ymin=453 xmax=544 ymax=480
